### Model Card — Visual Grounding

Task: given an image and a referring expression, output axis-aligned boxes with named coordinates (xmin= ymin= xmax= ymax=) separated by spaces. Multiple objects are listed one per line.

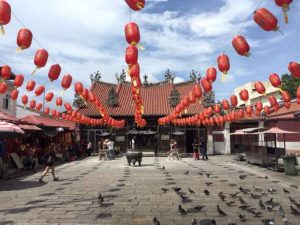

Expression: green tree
xmin=281 ymin=73 xmax=300 ymax=98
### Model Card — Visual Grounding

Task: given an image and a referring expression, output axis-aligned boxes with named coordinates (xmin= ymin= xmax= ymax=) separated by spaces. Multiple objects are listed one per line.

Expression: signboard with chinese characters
xmin=160 ymin=134 xmax=170 ymax=141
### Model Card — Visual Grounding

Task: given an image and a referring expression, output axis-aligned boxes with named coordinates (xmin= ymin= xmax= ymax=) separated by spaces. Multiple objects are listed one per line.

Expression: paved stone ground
xmin=0 ymin=156 xmax=300 ymax=225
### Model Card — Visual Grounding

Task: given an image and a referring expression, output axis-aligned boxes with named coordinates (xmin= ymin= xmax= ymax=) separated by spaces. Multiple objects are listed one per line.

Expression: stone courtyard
xmin=0 ymin=156 xmax=300 ymax=225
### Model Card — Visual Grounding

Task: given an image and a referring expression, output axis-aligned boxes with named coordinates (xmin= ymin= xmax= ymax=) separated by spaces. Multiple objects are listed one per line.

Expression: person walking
xmin=192 ymin=138 xmax=200 ymax=160
xmin=39 ymin=143 xmax=59 ymax=182
xmin=200 ymin=138 xmax=208 ymax=160
xmin=107 ymin=139 xmax=115 ymax=160
xmin=87 ymin=141 xmax=92 ymax=157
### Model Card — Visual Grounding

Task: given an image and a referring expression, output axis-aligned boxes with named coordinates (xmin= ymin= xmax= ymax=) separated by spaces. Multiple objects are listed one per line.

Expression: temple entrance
xmin=186 ymin=130 xmax=196 ymax=153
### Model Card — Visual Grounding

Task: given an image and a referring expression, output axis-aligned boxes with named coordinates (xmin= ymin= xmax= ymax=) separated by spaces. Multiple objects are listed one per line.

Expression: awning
xmin=0 ymin=110 xmax=18 ymax=122
xmin=18 ymin=124 xmax=42 ymax=131
xmin=172 ymin=131 xmax=185 ymax=136
xmin=20 ymin=115 xmax=75 ymax=130
xmin=259 ymin=127 xmax=300 ymax=134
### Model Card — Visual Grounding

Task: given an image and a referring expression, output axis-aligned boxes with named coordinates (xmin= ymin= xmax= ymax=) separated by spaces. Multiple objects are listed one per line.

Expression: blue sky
xmin=1 ymin=0 xmax=300 ymax=110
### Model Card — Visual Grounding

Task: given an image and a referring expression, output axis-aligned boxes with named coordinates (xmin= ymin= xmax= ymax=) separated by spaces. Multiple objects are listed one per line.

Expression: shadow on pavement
xmin=0 ymin=180 xmax=46 ymax=191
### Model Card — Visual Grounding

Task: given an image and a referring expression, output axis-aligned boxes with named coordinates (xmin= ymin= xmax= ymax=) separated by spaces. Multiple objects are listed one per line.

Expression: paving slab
xmin=0 ymin=156 xmax=300 ymax=225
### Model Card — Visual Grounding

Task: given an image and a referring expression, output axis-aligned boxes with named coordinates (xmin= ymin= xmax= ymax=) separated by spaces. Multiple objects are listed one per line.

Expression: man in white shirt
xmin=107 ymin=139 xmax=115 ymax=160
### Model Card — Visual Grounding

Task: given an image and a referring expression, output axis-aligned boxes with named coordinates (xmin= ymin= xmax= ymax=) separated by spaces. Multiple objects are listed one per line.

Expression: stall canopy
xmin=0 ymin=110 xmax=18 ymax=122
xmin=0 ymin=121 xmax=25 ymax=139
xmin=259 ymin=127 xmax=300 ymax=134
xmin=230 ymin=127 xmax=264 ymax=135
xmin=18 ymin=124 xmax=42 ymax=131
xmin=20 ymin=115 xmax=75 ymax=130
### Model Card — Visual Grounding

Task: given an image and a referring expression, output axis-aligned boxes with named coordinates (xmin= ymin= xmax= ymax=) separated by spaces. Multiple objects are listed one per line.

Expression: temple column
xmin=224 ymin=122 xmax=231 ymax=155
xmin=207 ymin=127 xmax=213 ymax=155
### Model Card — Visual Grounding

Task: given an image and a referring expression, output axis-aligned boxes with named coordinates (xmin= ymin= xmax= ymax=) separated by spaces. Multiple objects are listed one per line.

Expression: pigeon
xmin=290 ymin=205 xmax=300 ymax=215
xmin=283 ymin=188 xmax=290 ymax=194
xmin=206 ymin=173 xmax=210 ymax=178
xmin=265 ymin=176 xmax=269 ymax=179
xmin=178 ymin=204 xmax=187 ymax=215
xmin=198 ymin=172 xmax=204 ymax=175
xmin=265 ymin=197 xmax=273 ymax=205
xmin=266 ymin=205 xmax=273 ymax=211
xmin=251 ymin=193 xmax=261 ymax=199
xmin=180 ymin=194 xmax=189 ymax=202
xmin=153 ymin=217 xmax=160 ymax=225
xmin=162 ymin=166 xmax=165 ymax=170
xmin=206 ymin=182 xmax=213 ymax=186
xmin=228 ymin=223 xmax=237 ymax=225
xmin=204 ymin=189 xmax=210 ymax=195
xmin=261 ymin=218 xmax=275 ymax=225
xmin=294 ymin=203 xmax=300 ymax=209
xmin=226 ymin=201 xmax=235 ymax=206
xmin=289 ymin=196 xmax=297 ymax=204
xmin=199 ymin=219 xmax=217 ymax=225
xmin=188 ymin=188 xmax=195 ymax=194
xmin=239 ymin=197 xmax=247 ymax=205
xmin=187 ymin=205 xmax=205 ymax=213
xmin=239 ymin=214 xmax=246 ymax=222
xmin=218 ymin=192 xmax=226 ymax=201
xmin=239 ymin=175 xmax=247 ymax=180
xmin=259 ymin=200 xmax=266 ymax=209
xmin=172 ymin=187 xmax=182 ymax=193
xmin=268 ymin=188 xmax=277 ymax=194
xmin=229 ymin=192 xmax=240 ymax=198
xmin=239 ymin=187 xmax=250 ymax=194
xmin=217 ymin=205 xmax=227 ymax=216
xmin=161 ymin=188 xmax=168 ymax=193
xmin=261 ymin=192 xmax=268 ymax=197
xmin=98 ymin=193 xmax=104 ymax=202
xmin=253 ymin=186 xmax=262 ymax=192
xmin=191 ymin=219 xmax=197 ymax=225
xmin=279 ymin=205 xmax=285 ymax=218
xmin=239 ymin=205 xmax=250 ymax=210
xmin=184 ymin=170 xmax=189 ymax=175
xmin=253 ymin=211 xmax=263 ymax=217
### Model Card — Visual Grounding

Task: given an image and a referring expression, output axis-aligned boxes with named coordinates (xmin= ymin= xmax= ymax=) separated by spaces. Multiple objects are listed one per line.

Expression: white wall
xmin=0 ymin=81 xmax=16 ymax=116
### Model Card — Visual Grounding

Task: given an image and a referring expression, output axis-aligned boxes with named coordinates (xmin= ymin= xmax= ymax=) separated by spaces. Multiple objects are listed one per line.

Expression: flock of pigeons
xmin=152 ymin=166 xmax=300 ymax=225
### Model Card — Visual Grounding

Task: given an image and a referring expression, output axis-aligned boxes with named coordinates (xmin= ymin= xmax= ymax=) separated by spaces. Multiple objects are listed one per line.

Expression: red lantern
xmin=230 ymin=95 xmax=238 ymax=107
xmin=16 ymin=28 xmax=32 ymax=51
xmin=214 ymin=104 xmax=221 ymax=114
xmin=0 ymin=82 xmax=7 ymax=94
xmin=125 ymin=0 xmax=145 ymax=11
xmin=56 ymin=97 xmax=63 ymax=106
xmin=1 ymin=65 xmax=11 ymax=80
xmin=246 ymin=106 xmax=253 ymax=116
xmin=284 ymin=102 xmax=291 ymax=109
xmin=61 ymin=74 xmax=72 ymax=90
xmin=29 ymin=99 xmax=36 ymax=109
xmin=36 ymin=103 xmax=43 ymax=111
xmin=81 ymin=88 xmax=89 ymax=100
xmin=232 ymin=35 xmax=250 ymax=57
xmin=222 ymin=99 xmax=230 ymax=110
xmin=238 ymin=109 xmax=245 ymax=119
xmin=269 ymin=73 xmax=282 ymax=88
xmin=255 ymin=101 xmax=263 ymax=112
xmin=269 ymin=95 xmax=278 ymax=107
xmin=183 ymin=96 xmax=190 ymax=108
xmin=254 ymin=81 xmax=266 ymax=94
xmin=26 ymin=80 xmax=36 ymax=92
xmin=13 ymin=74 xmax=24 ymax=88
xmin=45 ymin=92 xmax=54 ymax=102
xmin=48 ymin=64 xmax=61 ymax=81
xmin=32 ymin=49 xmax=48 ymax=74
xmin=288 ymin=62 xmax=300 ymax=78
xmin=51 ymin=109 xmax=57 ymax=116
xmin=206 ymin=67 xmax=217 ymax=83
xmin=35 ymin=85 xmax=45 ymax=96
xmin=74 ymin=82 xmax=83 ymax=95
xmin=281 ymin=90 xmax=291 ymax=102
xmin=0 ymin=0 xmax=11 ymax=34
xmin=88 ymin=92 xmax=96 ymax=103
xmin=200 ymin=78 xmax=212 ymax=93
xmin=254 ymin=8 xmax=279 ymax=32
xmin=22 ymin=95 xmax=28 ymax=106
xmin=239 ymin=89 xmax=249 ymax=102
xmin=129 ymin=63 xmax=140 ymax=78
xmin=217 ymin=54 xmax=230 ymax=80
xmin=188 ymin=92 xmax=196 ymax=104
xmin=125 ymin=22 xmax=140 ymax=46
xmin=192 ymin=83 xmax=202 ymax=98
xmin=275 ymin=0 xmax=293 ymax=23
xmin=297 ymin=86 xmax=300 ymax=104
xmin=125 ymin=45 xmax=138 ymax=66
xmin=64 ymin=102 xmax=72 ymax=111
xmin=11 ymin=89 xmax=18 ymax=100
xmin=44 ymin=107 xmax=50 ymax=115
xmin=264 ymin=106 xmax=271 ymax=115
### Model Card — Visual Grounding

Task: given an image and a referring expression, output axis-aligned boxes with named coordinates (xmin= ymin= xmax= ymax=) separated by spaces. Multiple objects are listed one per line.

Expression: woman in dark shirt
xmin=39 ymin=143 xmax=59 ymax=182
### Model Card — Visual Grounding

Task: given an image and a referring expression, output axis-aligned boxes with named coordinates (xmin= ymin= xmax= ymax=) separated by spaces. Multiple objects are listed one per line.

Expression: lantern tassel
xmin=221 ymin=73 xmax=226 ymax=82
xmin=0 ymin=26 xmax=5 ymax=35
xmin=31 ymin=67 xmax=39 ymax=75
xmin=136 ymin=2 xmax=144 ymax=9
xmin=283 ymin=10 xmax=289 ymax=24
xmin=15 ymin=47 xmax=23 ymax=53
xmin=60 ymin=89 xmax=66 ymax=96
